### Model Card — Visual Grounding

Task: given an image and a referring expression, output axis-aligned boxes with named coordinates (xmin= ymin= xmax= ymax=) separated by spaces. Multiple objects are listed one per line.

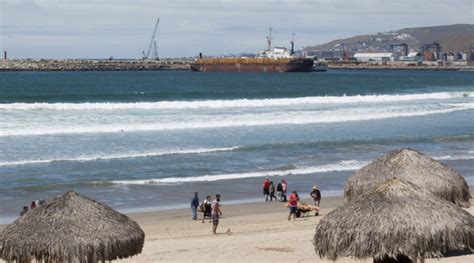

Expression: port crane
xmin=142 ymin=18 xmax=160 ymax=60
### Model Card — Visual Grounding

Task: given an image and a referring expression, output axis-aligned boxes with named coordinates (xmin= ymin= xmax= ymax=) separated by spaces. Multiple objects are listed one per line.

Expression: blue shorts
xmin=289 ymin=206 xmax=297 ymax=214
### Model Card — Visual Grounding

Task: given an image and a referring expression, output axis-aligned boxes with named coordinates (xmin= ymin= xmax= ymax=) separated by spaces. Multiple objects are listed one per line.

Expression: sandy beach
xmin=111 ymin=195 xmax=474 ymax=263
xmin=1 ymin=194 xmax=472 ymax=262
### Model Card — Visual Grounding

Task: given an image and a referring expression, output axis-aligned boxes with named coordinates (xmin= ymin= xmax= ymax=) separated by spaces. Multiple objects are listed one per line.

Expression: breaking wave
xmin=0 ymin=147 xmax=239 ymax=167
xmin=1 ymin=91 xmax=472 ymax=111
xmin=2 ymin=102 xmax=473 ymax=136
xmin=111 ymin=160 xmax=368 ymax=185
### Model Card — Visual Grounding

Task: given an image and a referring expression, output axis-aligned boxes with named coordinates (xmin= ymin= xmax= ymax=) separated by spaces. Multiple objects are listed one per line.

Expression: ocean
xmin=0 ymin=70 xmax=473 ymax=224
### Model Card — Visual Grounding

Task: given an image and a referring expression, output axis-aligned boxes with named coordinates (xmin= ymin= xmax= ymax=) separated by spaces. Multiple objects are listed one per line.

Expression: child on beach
xmin=288 ymin=191 xmax=299 ymax=221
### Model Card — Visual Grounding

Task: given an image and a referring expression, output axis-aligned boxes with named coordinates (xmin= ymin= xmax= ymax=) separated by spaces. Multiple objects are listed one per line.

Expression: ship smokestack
xmin=3 ymin=50 xmax=6 ymax=60
xmin=290 ymin=33 xmax=295 ymax=55
xmin=199 ymin=52 xmax=203 ymax=59
xmin=266 ymin=27 xmax=272 ymax=51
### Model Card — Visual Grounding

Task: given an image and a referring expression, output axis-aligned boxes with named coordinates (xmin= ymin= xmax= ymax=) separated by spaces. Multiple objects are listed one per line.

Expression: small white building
xmin=399 ymin=52 xmax=422 ymax=62
xmin=353 ymin=52 xmax=395 ymax=62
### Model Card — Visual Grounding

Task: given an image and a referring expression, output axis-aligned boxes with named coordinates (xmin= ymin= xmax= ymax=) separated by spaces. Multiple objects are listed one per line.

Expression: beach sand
xmin=115 ymin=196 xmax=474 ymax=263
xmin=1 ymin=196 xmax=472 ymax=262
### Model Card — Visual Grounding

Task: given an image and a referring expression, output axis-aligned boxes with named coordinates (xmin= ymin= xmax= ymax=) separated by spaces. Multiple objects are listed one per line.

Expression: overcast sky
xmin=0 ymin=0 xmax=472 ymax=58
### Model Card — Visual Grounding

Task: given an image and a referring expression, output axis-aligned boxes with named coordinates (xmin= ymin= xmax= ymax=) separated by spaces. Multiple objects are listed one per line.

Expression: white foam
xmin=2 ymin=102 xmax=473 ymax=137
xmin=1 ymin=91 xmax=472 ymax=111
xmin=111 ymin=160 xmax=368 ymax=185
xmin=0 ymin=147 xmax=239 ymax=167
xmin=434 ymin=155 xmax=474 ymax=161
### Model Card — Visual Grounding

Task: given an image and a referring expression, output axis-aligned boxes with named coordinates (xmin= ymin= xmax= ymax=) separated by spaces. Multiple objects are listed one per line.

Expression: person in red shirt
xmin=288 ymin=191 xmax=299 ymax=221
xmin=262 ymin=178 xmax=271 ymax=202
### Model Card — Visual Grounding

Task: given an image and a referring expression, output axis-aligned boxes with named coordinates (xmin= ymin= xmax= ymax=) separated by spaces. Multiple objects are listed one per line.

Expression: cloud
xmin=1 ymin=0 xmax=472 ymax=58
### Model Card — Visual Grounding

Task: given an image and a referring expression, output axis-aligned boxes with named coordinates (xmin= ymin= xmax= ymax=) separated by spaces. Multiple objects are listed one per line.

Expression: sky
xmin=0 ymin=0 xmax=473 ymax=59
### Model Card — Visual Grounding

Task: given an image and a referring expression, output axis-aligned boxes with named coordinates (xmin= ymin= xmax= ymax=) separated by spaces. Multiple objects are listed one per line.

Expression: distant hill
xmin=304 ymin=24 xmax=474 ymax=53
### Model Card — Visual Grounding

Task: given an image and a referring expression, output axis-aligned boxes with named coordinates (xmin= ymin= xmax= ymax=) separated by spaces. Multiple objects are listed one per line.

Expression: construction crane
xmin=142 ymin=18 xmax=160 ymax=60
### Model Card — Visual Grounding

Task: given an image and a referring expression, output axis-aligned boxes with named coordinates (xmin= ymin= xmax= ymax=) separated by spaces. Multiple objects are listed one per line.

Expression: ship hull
xmin=190 ymin=58 xmax=314 ymax=72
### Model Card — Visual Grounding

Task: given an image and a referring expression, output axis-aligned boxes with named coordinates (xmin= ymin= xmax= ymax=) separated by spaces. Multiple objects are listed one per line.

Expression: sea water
xmin=0 ymin=70 xmax=473 ymax=223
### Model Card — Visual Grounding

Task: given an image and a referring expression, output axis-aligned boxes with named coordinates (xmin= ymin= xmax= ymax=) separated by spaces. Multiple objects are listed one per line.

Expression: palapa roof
xmin=345 ymin=148 xmax=471 ymax=207
xmin=314 ymin=178 xmax=474 ymax=261
xmin=0 ymin=191 xmax=145 ymax=263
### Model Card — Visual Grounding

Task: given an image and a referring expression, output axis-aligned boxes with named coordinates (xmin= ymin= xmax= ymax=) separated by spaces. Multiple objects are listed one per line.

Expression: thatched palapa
xmin=0 ymin=191 xmax=145 ymax=263
xmin=314 ymin=178 xmax=474 ymax=262
xmin=344 ymin=148 xmax=471 ymax=207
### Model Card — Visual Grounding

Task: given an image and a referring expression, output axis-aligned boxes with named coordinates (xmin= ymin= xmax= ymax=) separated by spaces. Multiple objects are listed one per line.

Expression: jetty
xmin=0 ymin=59 xmax=190 ymax=71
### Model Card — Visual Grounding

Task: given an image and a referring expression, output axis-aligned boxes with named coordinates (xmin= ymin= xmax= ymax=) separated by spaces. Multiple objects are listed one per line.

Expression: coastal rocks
xmin=0 ymin=59 xmax=190 ymax=71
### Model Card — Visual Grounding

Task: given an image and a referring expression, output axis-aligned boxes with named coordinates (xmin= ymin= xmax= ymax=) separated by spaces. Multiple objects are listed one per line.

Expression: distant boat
xmin=312 ymin=62 xmax=328 ymax=72
xmin=190 ymin=28 xmax=315 ymax=73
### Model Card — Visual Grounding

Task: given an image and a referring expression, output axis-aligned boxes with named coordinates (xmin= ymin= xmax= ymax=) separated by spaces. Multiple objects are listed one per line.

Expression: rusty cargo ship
xmin=190 ymin=57 xmax=314 ymax=72
xmin=190 ymin=28 xmax=314 ymax=72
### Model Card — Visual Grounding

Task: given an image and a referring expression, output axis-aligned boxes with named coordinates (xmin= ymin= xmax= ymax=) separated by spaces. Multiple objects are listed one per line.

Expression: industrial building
xmin=353 ymin=52 xmax=395 ymax=62
xmin=399 ymin=52 xmax=422 ymax=62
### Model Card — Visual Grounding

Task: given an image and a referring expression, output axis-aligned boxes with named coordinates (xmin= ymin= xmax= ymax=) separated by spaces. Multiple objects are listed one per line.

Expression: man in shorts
xmin=211 ymin=194 xmax=222 ymax=234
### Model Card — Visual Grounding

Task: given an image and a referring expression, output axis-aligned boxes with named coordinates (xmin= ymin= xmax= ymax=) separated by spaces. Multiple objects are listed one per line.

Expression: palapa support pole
xmin=374 ymin=254 xmax=413 ymax=263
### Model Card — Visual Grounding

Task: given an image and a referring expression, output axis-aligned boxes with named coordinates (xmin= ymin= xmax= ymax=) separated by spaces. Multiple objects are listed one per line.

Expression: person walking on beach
xmin=310 ymin=185 xmax=321 ymax=216
xmin=262 ymin=177 xmax=271 ymax=202
xmin=211 ymin=194 xmax=222 ymax=234
xmin=281 ymin=180 xmax=288 ymax=202
xmin=269 ymin=181 xmax=277 ymax=201
xmin=288 ymin=191 xmax=299 ymax=221
xmin=191 ymin=192 xmax=199 ymax=220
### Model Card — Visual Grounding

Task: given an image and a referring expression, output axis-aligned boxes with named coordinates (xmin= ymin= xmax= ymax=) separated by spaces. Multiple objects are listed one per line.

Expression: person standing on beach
xmin=288 ymin=191 xmax=299 ymax=221
xmin=281 ymin=180 xmax=288 ymax=202
xmin=310 ymin=185 xmax=321 ymax=216
xmin=211 ymin=194 xmax=221 ymax=234
xmin=269 ymin=181 xmax=277 ymax=201
xmin=262 ymin=177 xmax=271 ymax=202
xmin=191 ymin=192 xmax=199 ymax=220
xmin=201 ymin=195 xmax=212 ymax=223
xmin=276 ymin=182 xmax=283 ymax=201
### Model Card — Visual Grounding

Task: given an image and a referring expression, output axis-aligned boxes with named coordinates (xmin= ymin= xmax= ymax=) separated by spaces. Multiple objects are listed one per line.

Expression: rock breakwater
xmin=0 ymin=59 xmax=190 ymax=71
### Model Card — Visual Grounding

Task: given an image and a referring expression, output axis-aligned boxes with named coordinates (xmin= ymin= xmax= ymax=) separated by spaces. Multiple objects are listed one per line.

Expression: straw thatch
xmin=345 ymin=148 xmax=471 ymax=207
xmin=314 ymin=178 xmax=474 ymax=262
xmin=0 ymin=191 xmax=145 ymax=263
